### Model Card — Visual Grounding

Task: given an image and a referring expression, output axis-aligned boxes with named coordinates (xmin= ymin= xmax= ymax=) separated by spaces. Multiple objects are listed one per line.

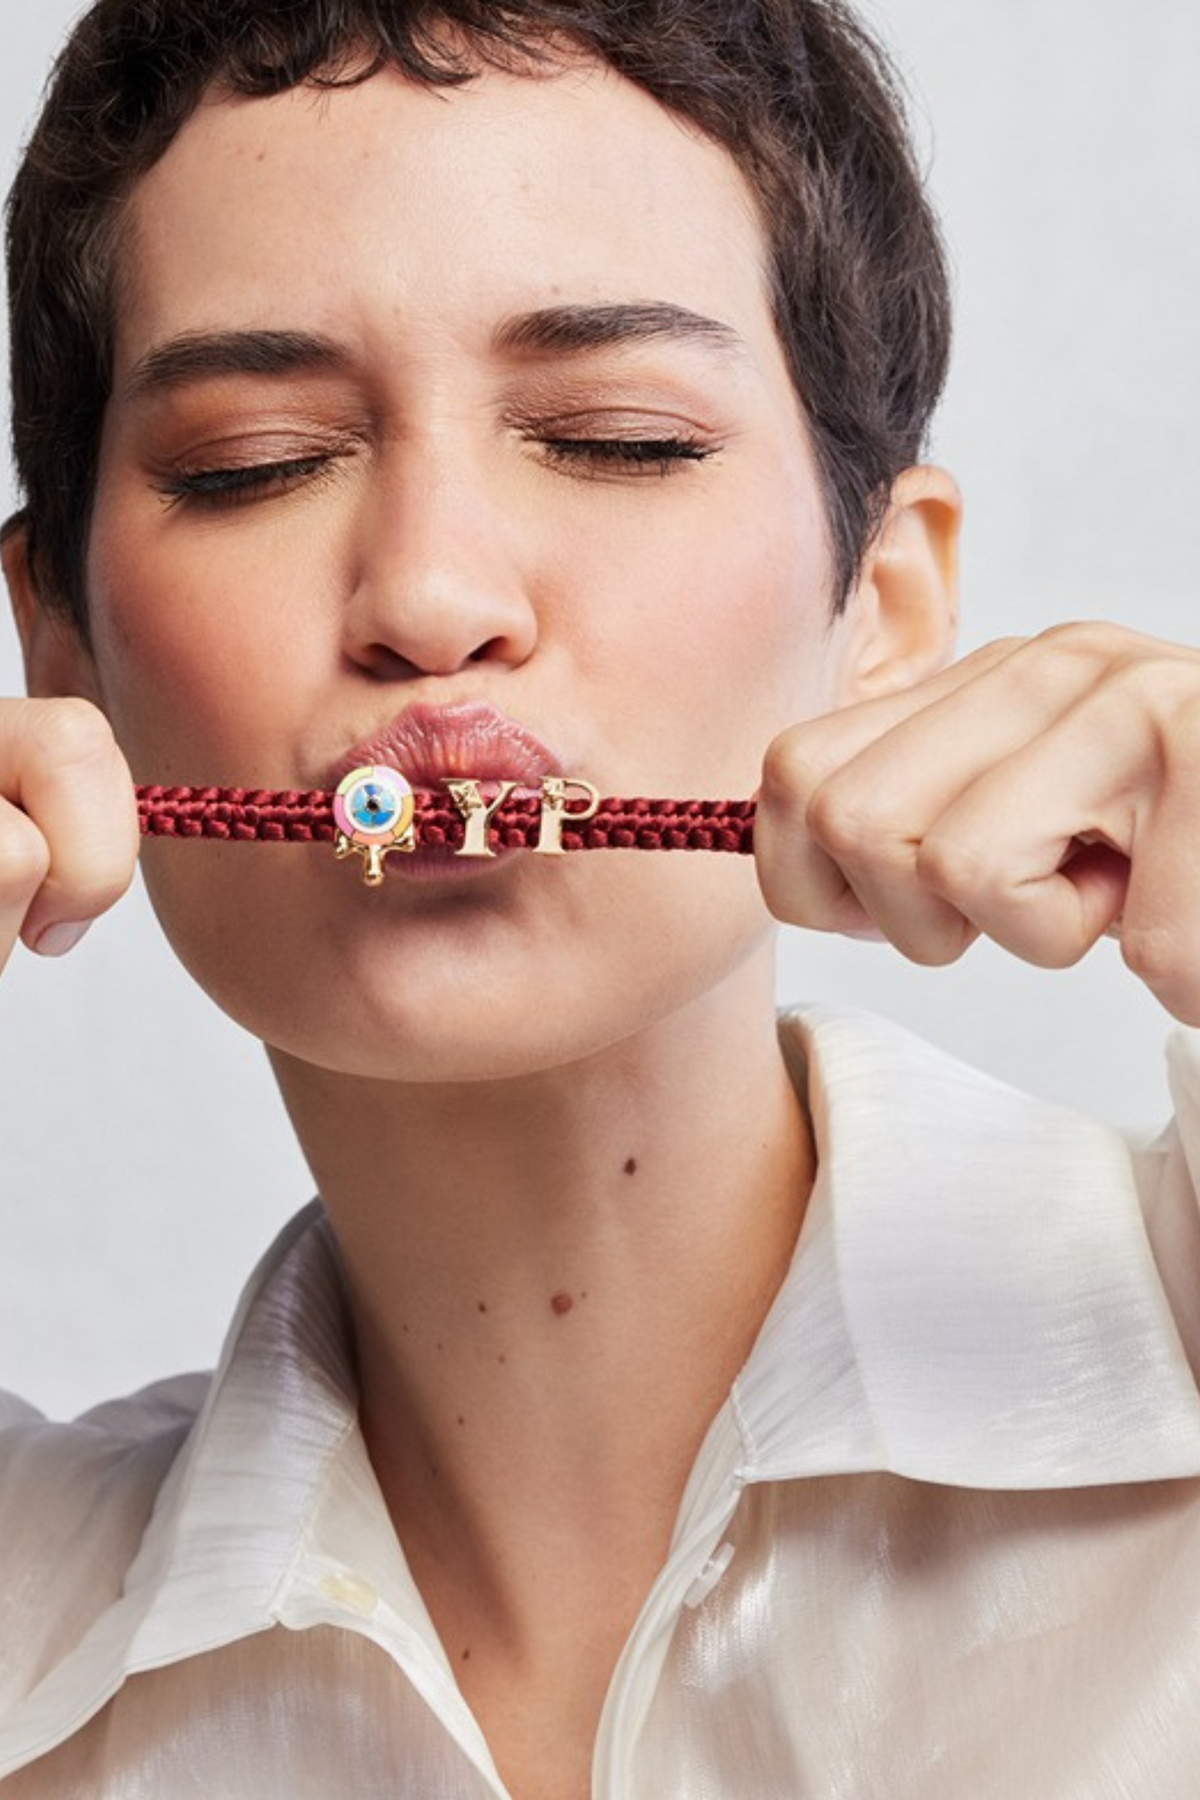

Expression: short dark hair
xmin=5 ymin=0 xmax=951 ymax=638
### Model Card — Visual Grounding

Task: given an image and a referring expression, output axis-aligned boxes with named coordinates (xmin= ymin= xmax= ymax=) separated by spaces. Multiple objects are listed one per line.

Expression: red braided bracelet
xmin=136 ymin=769 xmax=756 ymax=885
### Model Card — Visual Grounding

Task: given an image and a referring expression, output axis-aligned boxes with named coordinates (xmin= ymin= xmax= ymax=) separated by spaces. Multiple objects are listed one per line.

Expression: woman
xmin=4 ymin=2 xmax=1200 ymax=1795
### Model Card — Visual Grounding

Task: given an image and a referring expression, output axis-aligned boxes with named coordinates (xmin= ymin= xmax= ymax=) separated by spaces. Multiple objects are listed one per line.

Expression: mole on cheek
xmin=551 ymin=1293 xmax=574 ymax=1317
xmin=624 ymin=1157 xmax=638 ymax=1176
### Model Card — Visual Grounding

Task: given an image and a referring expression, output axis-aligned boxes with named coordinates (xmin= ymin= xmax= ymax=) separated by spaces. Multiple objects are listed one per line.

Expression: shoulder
xmin=0 ymin=1373 xmax=208 ymax=1715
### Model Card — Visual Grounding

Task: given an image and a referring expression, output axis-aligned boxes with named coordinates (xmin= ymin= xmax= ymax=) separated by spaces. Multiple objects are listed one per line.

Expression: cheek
xmin=678 ymin=525 xmax=831 ymax=717
xmin=85 ymin=495 xmax=334 ymax=782
xmin=541 ymin=470 xmax=834 ymax=793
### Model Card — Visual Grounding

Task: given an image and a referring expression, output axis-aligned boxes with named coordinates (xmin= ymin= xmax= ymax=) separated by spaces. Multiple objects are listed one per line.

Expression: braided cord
xmin=135 ymin=785 xmax=757 ymax=854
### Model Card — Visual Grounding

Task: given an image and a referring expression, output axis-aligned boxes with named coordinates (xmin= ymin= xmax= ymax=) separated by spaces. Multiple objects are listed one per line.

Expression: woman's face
xmin=80 ymin=53 xmax=850 ymax=1080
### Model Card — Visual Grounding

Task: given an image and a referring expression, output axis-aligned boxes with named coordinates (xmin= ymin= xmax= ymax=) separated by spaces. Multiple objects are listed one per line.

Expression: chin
xmin=142 ymin=836 xmax=772 ymax=1083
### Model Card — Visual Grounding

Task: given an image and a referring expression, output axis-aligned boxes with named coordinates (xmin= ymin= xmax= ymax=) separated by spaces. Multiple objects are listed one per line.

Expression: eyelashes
xmin=154 ymin=453 xmax=344 ymax=511
xmin=153 ymin=433 xmax=721 ymax=512
xmin=536 ymin=436 xmax=716 ymax=477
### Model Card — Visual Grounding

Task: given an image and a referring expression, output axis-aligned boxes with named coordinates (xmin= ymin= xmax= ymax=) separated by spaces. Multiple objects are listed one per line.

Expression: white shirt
xmin=6 ymin=1005 xmax=1200 ymax=1797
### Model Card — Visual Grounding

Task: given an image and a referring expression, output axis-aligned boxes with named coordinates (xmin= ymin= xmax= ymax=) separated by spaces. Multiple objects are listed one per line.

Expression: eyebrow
xmin=124 ymin=329 xmax=347 ymax=400
xmin=492 ymin=301 xmax=746 ymax=359
xmin=123 ymin=302 xmax=746 ymax=402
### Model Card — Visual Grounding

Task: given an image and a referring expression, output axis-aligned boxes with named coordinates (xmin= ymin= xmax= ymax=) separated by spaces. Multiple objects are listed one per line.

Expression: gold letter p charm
xmin=534 ymin=778 xmax=601 ymax=855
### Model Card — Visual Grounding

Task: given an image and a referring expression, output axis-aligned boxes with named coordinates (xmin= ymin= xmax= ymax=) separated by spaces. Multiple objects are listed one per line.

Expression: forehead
xmin=113 ymin=56 xmax=776 ymax=373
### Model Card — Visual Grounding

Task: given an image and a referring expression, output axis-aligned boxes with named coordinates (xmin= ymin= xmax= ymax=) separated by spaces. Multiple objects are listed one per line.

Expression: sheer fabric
xmin=5 ymin=1006 xmax=1200 ymax=1796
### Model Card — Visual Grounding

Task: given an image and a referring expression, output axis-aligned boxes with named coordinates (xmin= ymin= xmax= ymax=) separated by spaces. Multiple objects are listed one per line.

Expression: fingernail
xmin=34 ymin=920 xmax=93 ymax=958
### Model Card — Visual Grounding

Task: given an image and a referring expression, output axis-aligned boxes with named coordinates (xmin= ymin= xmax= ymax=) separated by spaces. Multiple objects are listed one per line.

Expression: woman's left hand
xmin=755 ymin=623 xmax=1200 ymax=1024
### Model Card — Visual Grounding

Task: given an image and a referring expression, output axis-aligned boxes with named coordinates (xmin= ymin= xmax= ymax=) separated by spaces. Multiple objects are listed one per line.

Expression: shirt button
xmin=319 ymin=1569 xmax=380 ymax=1618
xmin=683 ymin=1541 xmax=736 ymax=1609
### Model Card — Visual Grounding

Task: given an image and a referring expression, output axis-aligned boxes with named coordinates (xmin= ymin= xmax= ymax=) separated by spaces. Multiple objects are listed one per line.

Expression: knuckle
xmin=993 ymin=622 xmax=1126 ymax=711
xmin=1168 ymin=689 xmax=1200 ymax=745
xmin=1155 ymin=686 xmax=1200 ymax=770
xmin=915 ymin=830 xmax=994 ymax=900
xmin=1024 ymin=622 xmax=1147 ymax=706
xmin=976 ymin=635 xmax=1027 ymax=662
xmin=1080 ymin=655 xmax=1200 ymax=776
xmin=1032 ymin=620 xmax=1134 ymax=666
xmin=804 ymin=782 xmax=880 ymax=862
xmin=28 ymin=697 xmax=114 ymax=773
xmin=1104 ymin=651 xmax=1193 ymax=712
xmin=0 ymin=811 xmax=51 ymax=898
xmin=760 ymin=728 xmax=829 ymax=821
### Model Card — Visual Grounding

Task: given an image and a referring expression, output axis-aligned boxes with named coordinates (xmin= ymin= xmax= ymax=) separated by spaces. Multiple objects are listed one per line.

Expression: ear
xmin=1 ymin=514 xmax=103 ymax=704
xmin=831 ymin=465 xmax=961 ymax=707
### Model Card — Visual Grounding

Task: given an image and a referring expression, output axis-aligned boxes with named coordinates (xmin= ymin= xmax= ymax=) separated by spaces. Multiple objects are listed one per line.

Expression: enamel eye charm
xmin=333 ymin=765 xmax=416 ymax=885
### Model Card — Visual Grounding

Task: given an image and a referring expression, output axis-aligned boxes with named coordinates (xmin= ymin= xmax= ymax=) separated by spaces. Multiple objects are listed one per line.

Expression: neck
xmin=269 ymin=951 xmax=812 ymax=1707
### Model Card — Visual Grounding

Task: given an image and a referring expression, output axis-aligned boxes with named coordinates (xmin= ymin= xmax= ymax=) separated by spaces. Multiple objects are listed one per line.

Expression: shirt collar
xmin=734 ymin=1005 xmax=1200 ymax=1488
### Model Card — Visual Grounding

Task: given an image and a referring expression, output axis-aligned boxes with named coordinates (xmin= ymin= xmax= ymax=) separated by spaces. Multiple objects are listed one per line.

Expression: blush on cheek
xmin=667 ymin=561 xmax=833 ymax=784
xmin=85 ymin=521 xmax=297 ymax=780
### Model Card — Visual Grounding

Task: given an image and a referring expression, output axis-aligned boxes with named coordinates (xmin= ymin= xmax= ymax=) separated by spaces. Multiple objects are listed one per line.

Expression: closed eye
xmin=153 ymin=432 xmax=719 ymax=510
xmin=154 ymin=454 xmax=340 ymax=510
xmin=536 ymin=435 xmax=719 ymax=478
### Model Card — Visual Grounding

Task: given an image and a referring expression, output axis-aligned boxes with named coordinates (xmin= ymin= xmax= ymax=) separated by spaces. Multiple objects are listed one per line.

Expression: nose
xmin=341 ymin=439 xmax=539 ymax=680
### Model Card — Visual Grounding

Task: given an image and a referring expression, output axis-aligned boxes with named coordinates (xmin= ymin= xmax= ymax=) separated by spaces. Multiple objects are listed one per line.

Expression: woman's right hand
xmin=0 ymin=697 xmax=139 ymax=976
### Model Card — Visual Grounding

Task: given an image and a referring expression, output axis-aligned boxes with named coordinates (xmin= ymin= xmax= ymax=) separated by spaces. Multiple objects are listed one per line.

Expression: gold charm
xmin=334 ymin=767 xmax=601 ymax=880
xmin=443 ymin=779 xmax=519 ymax=858
xmin=533 ymin=778 xmax=601 ymax=855
xmin=333 ymin=765 xmax=416 ymax=886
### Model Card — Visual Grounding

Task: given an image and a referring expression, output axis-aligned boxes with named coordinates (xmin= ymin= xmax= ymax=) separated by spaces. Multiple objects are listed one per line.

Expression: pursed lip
xmin=327 ymin=699 xmax=567 ymax=795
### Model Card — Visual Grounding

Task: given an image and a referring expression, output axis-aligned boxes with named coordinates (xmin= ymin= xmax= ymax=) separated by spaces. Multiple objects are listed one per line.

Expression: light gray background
xmin=2 ymin=1 xmax=1198 ymax=1417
